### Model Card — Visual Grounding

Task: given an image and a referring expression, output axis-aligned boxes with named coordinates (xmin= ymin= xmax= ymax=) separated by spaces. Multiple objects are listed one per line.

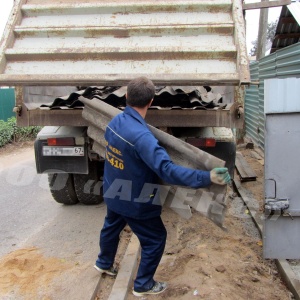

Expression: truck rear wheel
xmin=73 ymin=161 xmax=104 ymax=205
xmin=48 ymin=173 xmax=79 ymax=205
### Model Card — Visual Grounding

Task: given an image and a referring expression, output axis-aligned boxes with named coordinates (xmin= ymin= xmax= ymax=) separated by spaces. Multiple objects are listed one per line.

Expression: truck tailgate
xmin=0 ymin=0 xmax=249 ymax=86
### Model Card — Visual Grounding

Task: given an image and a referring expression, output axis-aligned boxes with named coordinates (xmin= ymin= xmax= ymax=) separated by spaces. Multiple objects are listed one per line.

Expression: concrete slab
xmin=108 ymin=234 xmax=140 ymax=300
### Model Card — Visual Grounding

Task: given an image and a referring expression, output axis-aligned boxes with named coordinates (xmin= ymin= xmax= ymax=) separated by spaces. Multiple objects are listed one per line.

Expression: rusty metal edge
xmin=15 ymin=105 xmax=244 ymax=128
xmin=243 ymin=0 xmax=291 ymax=10
xmin=0 ymin=0 xmax=26 ymax=75
xmin=232 ymin=0 xmax=251 ymax=85
xmin=22 ymin=1 xmax=232 ymax=12
xmin=0 ymin=74 xmax=241 ymax=87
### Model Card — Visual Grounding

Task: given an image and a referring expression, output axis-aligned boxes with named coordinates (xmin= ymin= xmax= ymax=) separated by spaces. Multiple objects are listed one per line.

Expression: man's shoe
xmin=93 ymin=265 xmax=117 ymax=276
xmin=132 ymin=281 xmax=167 ymax=297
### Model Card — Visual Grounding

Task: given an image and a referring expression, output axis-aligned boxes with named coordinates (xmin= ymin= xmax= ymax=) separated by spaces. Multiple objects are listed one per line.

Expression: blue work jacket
xmin=103 ymin=106 xmax=211 ymax=219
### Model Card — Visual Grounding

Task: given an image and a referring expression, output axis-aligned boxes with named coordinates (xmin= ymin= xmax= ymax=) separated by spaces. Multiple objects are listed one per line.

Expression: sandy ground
xmin=0 ymin=142 xmax=293 ymax=300
xmin=0 ymin=247 xmax=72 ymax=300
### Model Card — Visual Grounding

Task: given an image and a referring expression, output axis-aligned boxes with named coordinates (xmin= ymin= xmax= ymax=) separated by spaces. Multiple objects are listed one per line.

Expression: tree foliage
xmin=0 ymin=117 xmax=41 ymax=147
xmin=249 ymin=20 xmax=278 ymax=56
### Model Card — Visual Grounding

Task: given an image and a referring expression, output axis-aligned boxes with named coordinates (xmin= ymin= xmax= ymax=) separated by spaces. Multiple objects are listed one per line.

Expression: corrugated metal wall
xmin=245 ymin=42 xmax=300 ymax=149
xmin=0 ymin=88 xmax=15 ymax=121
xmin=245 ymin=62 xmax=259 ymax=146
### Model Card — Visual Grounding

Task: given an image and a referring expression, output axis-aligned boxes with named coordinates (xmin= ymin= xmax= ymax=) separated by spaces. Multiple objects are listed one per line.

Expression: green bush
xmin=0 ymin=117 xmax=42 ymax=147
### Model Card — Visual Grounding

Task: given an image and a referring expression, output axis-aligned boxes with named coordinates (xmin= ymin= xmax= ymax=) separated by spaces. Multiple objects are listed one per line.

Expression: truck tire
xmin=73 ymin=161 xmax=104 ymax=205
xmin=48 ymin=173 xmax=79 ymax=205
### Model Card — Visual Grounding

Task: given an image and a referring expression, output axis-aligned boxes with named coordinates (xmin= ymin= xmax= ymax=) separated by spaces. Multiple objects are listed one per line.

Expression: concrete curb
xmin=108 ymin=234 xmax=140 ymax=300
xmin=233 ymin=179 xmax=300 ymax=300
xmin=276 ymin=260 xmax=300 ymax=300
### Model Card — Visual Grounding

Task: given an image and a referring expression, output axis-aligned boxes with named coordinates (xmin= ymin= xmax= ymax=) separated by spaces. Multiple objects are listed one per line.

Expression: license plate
xmin=43 ymin=146 xmax=84 ymax=156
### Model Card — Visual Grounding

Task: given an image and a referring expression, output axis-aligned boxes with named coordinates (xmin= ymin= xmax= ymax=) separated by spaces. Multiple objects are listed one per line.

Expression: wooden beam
xmin=274 ymin=33 xmax=300 ymax=40
xmin=243 ymin=0 xmax=291 ymax=10
xmin=270 ymin=47 xmax=283 ymax=53
xmin=256 ymin=0 xmax=269 ymax=60
xmin=278 ymin=17 xmax=296 ymax=24
xmin=235 ymin=152 xmax=257 ymax=182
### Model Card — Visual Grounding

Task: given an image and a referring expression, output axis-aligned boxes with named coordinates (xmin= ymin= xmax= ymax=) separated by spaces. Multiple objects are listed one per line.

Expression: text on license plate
xmin=43 ymin=146 xmax=84 ymax=156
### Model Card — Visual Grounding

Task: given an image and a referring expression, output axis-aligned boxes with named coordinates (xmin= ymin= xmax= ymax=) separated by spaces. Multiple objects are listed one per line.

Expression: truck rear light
xmin=47 ymin=137 xmax=75 ymax=146
xmin=186 ymin=137 xmax=216 ymax=148
xmin=205 ymin=138 xmax=216 ymax=147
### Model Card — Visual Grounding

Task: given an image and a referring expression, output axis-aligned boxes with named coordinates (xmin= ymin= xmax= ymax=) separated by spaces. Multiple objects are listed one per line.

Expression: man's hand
xmin=210 ymin=168 xmax=231 ymax=185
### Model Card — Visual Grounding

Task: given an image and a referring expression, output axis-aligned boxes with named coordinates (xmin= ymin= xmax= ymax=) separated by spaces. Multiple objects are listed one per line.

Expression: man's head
xmin=126 ymin=77 xmax=155 ymax=108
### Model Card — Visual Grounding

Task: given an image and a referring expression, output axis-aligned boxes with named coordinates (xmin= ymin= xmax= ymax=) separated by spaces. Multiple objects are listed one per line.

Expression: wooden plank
xmin=250 ymin=150 xmax=262 ymax=160
xmin=235 ymin=152 xmax=257 ymax=182
xmin=243 ymin=0 xmax=291 ymax=10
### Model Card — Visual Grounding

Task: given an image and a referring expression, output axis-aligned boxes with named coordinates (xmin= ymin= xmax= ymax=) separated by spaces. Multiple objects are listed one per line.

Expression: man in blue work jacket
xmin=94 ymin=77 xmax=231 ymax=297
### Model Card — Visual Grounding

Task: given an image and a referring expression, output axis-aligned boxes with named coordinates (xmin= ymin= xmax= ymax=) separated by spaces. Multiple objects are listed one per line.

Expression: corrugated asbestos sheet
xmin=271 ymin=3 xmax=300 ymax=53
xmin=80 ymin=96 xmax=228 ymax=227
xmin=0 ymin=0 xmax=249 ymax=86
xmin=39 ymin=86 xmax=225 ymax=110
xmin=244 ymin=42 xmax=300 ymax=150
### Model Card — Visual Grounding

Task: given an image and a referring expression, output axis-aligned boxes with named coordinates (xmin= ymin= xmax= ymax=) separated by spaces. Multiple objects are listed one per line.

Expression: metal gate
xmin=0 ymin=88 xmax=15 ymax=121
xmin=263 ymin=78 xmax=300 ymax=259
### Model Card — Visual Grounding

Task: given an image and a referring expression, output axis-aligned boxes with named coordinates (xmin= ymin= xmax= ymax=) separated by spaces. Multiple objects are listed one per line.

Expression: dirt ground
xmin=0 ymin=140 xmax=34 ymax=157
xmin=0 ymin=142 xmax=293 ymax=300
xmin=125 ymin=147 xmax=292 ymax=300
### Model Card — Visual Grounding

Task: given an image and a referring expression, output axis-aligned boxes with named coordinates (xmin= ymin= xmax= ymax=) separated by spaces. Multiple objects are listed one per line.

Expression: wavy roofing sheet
xmin=271 ymin=2 xmax=300 ymax=53
xmin=39 ymin=86 xmax=224 ymax=110
xmin=0 ymin=0 xmax=249 ymax=86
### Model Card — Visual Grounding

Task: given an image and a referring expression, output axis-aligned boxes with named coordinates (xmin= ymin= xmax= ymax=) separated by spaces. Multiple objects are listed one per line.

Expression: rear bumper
xmin=34 ymin=126 xmax=88 ymax=174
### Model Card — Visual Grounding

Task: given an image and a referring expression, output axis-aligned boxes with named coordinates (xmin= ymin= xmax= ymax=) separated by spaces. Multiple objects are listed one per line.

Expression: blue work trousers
xmin=96 ymin=208 xmax=167 ymax=292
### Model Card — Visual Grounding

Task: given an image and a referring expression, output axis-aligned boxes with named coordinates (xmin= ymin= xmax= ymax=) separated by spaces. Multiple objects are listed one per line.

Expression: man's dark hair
xmin=126 ymin=77 xmax=155 ymax=108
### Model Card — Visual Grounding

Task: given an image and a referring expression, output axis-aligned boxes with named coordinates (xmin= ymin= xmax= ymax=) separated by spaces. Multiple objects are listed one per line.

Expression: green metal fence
xmin=245 ymin=43 xmax=300 ymax=150
xmin=0 ymin=88 xmax=15 ymax=121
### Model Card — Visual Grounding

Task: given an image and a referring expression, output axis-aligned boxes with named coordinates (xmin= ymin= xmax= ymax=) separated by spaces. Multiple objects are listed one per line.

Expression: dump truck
xmin=0 ymin=0 xmax=250 ymax=209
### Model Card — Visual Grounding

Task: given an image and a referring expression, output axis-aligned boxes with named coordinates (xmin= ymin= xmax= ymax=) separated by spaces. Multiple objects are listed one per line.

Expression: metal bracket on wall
xmin=265 ymin=178 xmax=291 ymax=219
